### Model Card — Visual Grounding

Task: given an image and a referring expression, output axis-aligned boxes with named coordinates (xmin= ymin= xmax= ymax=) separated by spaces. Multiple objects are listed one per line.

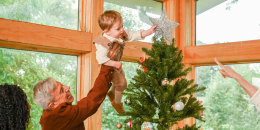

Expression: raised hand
xmin=114 ymin=61 xmax=122 ymax=69
xmin=141 ymin=25 xmax=157 ymax=38
xmin=214 ymin=58 xmax=239 ymax=79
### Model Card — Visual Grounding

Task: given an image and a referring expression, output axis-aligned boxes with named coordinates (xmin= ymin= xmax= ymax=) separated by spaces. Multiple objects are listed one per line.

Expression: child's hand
xmin=141 ymin=25 xmax=157 ymax=38
xmin=114 ymin=61 xmax=122 ymax=69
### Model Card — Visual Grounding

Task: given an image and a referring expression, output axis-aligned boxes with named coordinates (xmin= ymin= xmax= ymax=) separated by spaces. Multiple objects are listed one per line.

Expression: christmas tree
xmin=122 ymin=38 xmax=205 ymax=130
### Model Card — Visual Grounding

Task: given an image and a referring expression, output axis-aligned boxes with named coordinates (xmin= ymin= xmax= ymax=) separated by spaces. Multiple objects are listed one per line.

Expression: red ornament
xmin=116 ymin=122 xmax=122 ymax=129
xmin=140 ymin=56 xmax=147 ymax=72
xmin=140 ymin=56 xmax=145 ymax=63
xmin=126 ymin=117 xmax=132 ymax=128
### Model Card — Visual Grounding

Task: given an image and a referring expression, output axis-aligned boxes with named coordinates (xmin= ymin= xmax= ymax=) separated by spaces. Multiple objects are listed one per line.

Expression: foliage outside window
xmin=0 ymin=48 xmax=78 ymax=130
xmin=104 ymin=0 xmax=162 ymax=43
xmin=0 ymin=0 xmax=78 ymax=30
xmin=195 ymin=64 xmax=260 ymax=129
xmin=196 ymin=0 xmax=260 ymax=45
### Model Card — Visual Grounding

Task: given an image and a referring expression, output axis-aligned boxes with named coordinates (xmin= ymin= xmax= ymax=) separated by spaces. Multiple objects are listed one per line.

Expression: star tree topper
xmin=149 ymin=8 xmax=179 ymax=44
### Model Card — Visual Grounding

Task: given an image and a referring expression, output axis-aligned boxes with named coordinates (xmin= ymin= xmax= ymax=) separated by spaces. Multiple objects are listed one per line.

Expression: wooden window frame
xmin=1 ymin=0 xmax=259 ymax=129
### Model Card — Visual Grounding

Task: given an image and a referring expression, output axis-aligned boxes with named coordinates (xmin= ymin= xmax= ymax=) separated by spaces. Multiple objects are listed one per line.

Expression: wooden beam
xmin=164 ymin=0 xmax=180 ymax=46
xmin=184 ymin=40 xmax=260 ymax=65
xmin=122 ymin=41 xmax=152 ymax=62
xmin=0 ymin=40 xmax=82 ymax=55
xmin=0 ymin=18 xmax=92 ymax=55
xmin=83 ymin=0 xmax=104 ymax=130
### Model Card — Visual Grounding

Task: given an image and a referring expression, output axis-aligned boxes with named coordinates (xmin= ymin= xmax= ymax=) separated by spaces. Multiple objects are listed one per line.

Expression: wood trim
xmin=164 ymin=0 xmax=180 ymax=46
xmin=0 ymin=40 xmax=80 ymax=55
xmin=0 ymin=18 xmax=92 ymax=55
xmin=191 ymin=0 xmax=196 ymax=46
xmin=188 ymin=0 xmax=196 ymax=127
xmin=122 ymin=41 xmax=152 ymax=62
xmin=184 ymin=40 xmax=260 ymax=65
xmin=83 ymin=0 xmax=103 ymax=130
xmin=79 ymin=0 xmax=87 ymax=32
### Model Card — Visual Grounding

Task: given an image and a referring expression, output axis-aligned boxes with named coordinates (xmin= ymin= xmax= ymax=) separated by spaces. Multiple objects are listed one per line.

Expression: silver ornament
xmin=161 ymin=78 xmax=169 ymax=86
xmin=141 ymin=122 xmax=154 ymax=130
xmin=175 ymin=100 xmax=184 ymax=111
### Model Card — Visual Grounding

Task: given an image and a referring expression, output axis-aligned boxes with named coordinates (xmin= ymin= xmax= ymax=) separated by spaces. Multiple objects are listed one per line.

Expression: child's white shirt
xmin=250 ymin=89 xmax=260 ymax=112
xmin=95 ymin=30 xmax=143 ymax=64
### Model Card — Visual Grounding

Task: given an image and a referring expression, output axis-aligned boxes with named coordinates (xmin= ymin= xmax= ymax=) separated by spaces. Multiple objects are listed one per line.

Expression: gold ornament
xmin=116 ymin=122 xmax=122 ymax=129
xmin=161 ymin=78 xmax=169 ymax=85
xmin=124 ymin=97 xmax=131 ymax=105
xmin=165 ymin=122 xmax=168 ymax=126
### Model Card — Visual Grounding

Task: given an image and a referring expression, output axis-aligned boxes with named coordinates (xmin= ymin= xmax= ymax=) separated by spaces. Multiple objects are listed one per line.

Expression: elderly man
xmin=33 ymin=65 xmax=113 ymax=130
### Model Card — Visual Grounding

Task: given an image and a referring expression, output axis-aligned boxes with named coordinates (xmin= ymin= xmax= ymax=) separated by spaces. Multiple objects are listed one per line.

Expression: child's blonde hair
xmin=98 ymin=10 xmax=123 ymax=31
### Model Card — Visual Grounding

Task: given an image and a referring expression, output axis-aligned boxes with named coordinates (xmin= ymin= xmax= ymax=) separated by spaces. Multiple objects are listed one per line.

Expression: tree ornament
xmin=125 ymin=121 xmax=132 ymax=128
xmin=174 ymin=100 xmax=184 ymax=111
xmin=125 ymin=117 xmax=132 ymax=128
xmin=164 ymin=122 xmax=168 ymax=127
xmin=161 ymin=78 xmax=169 ymax=86
xmin=148 ymin=8 xmax=179 ymax=44
xmin=141 ymin=122 xmax=154 ymax=130
xmin=140 ymin=56 xmax=146 ymax=63
xmin=116 ymin=122 xmax=122 ymax=129
xmin=124 ymin=97 xmax=131 ymax=105
xmin=140 ymin=56 xmax=147 ymax=72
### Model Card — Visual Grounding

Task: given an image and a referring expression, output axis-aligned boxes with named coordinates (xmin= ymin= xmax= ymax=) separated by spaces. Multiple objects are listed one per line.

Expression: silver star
xmin=149 ymin=8 xmax=179 ymax=44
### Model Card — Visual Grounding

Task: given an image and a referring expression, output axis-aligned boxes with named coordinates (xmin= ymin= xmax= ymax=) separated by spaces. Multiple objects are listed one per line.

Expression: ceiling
xmin=104 ymin=0 xmax=162 ymax=15
xmin=196 ymin=0 xmax=227 ymax=15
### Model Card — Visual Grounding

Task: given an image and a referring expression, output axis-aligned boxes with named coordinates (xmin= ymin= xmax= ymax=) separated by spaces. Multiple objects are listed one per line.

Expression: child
xmin=93 ymin=10 xmax=156 ymax=114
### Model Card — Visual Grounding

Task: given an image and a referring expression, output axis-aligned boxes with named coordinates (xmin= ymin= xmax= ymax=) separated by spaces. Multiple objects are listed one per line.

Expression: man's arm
xmin=67 ymin=65 xmax=113 ymax=124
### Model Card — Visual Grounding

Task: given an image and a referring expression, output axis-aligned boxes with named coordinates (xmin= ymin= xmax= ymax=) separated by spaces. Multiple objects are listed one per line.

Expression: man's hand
xmin=113 ymin=61 xmax=122 ymax=69
xmin=141 ymin=25 xmax=157 ymax=38
xmin=104 ymin=60 xmax=122 ymax=69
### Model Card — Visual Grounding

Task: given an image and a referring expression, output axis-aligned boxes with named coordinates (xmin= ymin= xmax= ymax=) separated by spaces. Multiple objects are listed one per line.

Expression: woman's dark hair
xmin=0 ymin=84 xmax=30 ymax=130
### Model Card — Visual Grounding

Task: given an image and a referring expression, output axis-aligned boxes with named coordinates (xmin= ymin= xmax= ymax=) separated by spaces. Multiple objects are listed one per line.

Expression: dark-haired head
xmin=0 ymin=84 xmax=30 ymax=130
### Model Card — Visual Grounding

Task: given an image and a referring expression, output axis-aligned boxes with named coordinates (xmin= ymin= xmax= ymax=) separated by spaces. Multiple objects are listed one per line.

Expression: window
xmin=0 ymin=47 xmax=78 ymax=130
xmin=101 ymin=61 xmax=139 ymax=129
xmin=104 ymin=0 xmax=163 ymax=43
xmin=195 ymin=64 xmax=260 ymax=129
xmin=0 ymin=0 xmax=78 ymax=30
xmin=196 ymin=0 xmax=260 ymax=45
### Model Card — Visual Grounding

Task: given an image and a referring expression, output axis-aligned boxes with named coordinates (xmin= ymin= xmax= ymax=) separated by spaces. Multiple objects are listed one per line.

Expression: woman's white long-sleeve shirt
xmin=95 ymin=30 xmax=143 ymax=64
xmin=250 ymin=89 xmax=260 ymax=112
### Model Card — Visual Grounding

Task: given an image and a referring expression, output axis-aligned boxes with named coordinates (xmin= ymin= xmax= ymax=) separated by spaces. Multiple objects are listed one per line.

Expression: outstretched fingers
xmin=215 ymin=58 xmax=228 ymax=78
xmin=214 ymin=58 xmax=225 ymax=69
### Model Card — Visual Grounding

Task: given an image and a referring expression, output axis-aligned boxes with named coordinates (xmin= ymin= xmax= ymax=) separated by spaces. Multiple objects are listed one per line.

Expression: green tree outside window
xmin=0 ymin=48 xmax=78 ymax=130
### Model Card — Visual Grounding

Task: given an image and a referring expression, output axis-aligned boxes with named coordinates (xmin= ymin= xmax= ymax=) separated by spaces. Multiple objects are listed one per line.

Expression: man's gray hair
xmin=33 ymin=77 xmax=57 ymax=110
